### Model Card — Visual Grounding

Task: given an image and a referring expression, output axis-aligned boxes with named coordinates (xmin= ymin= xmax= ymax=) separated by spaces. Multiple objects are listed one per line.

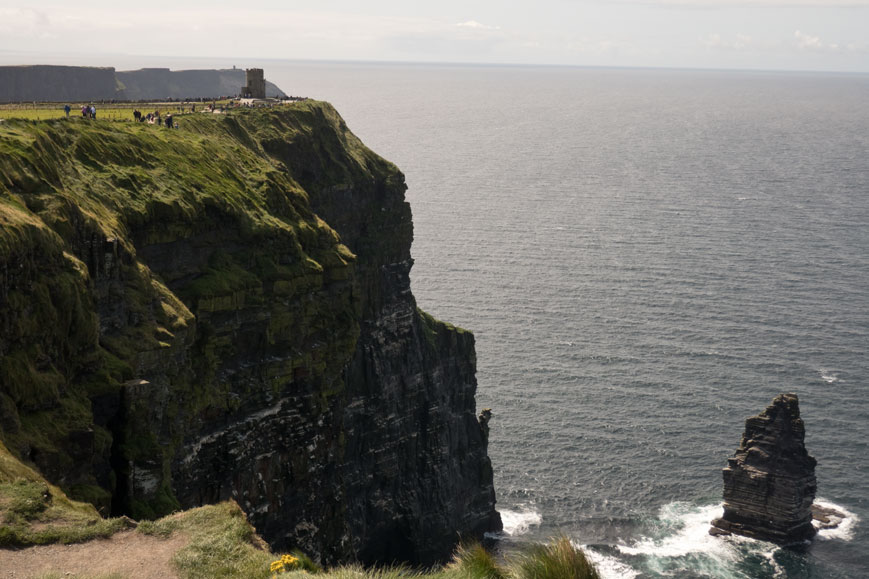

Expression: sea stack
xmin=710 ymin=393 xmax=817 ymax=545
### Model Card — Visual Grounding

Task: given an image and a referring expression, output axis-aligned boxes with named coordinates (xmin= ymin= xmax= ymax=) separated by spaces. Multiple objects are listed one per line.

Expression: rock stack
xmin=710 ymin=393 xmax=817 ymax=545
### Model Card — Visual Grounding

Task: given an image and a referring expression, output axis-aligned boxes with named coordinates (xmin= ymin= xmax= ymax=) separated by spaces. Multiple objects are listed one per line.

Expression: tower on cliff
xmin=242 ymin=68 xmax=266 ymax=99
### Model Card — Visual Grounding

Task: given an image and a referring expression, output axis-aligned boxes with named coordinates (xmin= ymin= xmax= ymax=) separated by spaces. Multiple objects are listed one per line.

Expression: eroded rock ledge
xmin=710 ymin=393 xmax=817 ymax=545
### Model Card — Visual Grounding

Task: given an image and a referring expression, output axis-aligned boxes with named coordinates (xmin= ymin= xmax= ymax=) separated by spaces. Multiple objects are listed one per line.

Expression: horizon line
xmin=1 ymin=50 xmax=868 ymax=77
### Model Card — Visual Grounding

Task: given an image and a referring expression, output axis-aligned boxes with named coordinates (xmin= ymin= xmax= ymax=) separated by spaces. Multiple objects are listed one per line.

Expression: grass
xmin=138 ymin=501 xmax=275 ymax=579
xmin=272 ymin=538 xmax=600 ymax=579
xmin=509 ymin=537 xmax=602 ymax=579
xmin=0 ymin=440 xmax=132 ymax=547
xmin=0 ymin=99 xmax=268 ymax=121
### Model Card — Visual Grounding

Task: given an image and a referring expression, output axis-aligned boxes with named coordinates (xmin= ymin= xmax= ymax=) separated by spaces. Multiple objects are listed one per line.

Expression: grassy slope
xmin=0 ymin=439 xmax=130 ymax=546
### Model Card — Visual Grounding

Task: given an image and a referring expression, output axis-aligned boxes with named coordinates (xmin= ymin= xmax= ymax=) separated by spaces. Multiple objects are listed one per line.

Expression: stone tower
xmin=242 ymin=68 xmax=266 ymax=99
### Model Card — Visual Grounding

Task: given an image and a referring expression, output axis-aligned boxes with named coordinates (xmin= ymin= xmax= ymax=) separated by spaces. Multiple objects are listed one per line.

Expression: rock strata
xmin=710 ymin=393 xmax=817 ymax=545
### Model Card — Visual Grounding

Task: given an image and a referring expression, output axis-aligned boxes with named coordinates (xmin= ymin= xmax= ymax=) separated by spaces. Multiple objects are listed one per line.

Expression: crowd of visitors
xmin=132 ymin=109 xmax=178 ymax=128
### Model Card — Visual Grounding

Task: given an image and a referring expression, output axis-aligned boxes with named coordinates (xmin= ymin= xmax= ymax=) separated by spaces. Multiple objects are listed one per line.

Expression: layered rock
xmin=0 ymin=102 xmax=500 ymax=564
xmin=710 ymin=393 xmax=817 ymax=545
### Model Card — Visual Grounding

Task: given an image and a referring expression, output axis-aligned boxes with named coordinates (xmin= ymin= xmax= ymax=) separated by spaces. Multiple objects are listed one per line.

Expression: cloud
xmin=456 ymin=21 xmax=501 ymax=31
xmin=794 ymin=30 xmax=840 ymax=51
xmin=0 ymin=7 xmax=50 ymax=36
xmin=566 ymin=37 xmax=636 ymax=55
xmin=704 ymin=32 xmax=752 ymax=50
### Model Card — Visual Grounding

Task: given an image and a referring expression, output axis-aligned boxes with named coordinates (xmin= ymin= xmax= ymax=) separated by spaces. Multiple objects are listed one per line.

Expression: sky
xmin=1 ymin=0 xmax=868 ymax=73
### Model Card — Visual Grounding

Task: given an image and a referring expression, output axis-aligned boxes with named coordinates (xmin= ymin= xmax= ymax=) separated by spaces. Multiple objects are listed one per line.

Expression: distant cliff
xmin=0 ymin=65 xmax=121 ymax=102
xmin=0 ymin=66 xmax=286 ymax=102
xmin=116 ymin=68 xmax=286 ymax=100
xmin=0 ymin=103 xmax=500 ymax=564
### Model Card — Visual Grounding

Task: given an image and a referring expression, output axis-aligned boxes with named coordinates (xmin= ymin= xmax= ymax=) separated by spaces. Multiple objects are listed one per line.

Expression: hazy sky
xmin=1 ymin=1 xmax=868 ymax=72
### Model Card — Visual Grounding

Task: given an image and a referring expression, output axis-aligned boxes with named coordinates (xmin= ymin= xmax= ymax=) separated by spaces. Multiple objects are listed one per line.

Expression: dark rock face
xmin=710 ymin=393 xmax=817 ymax=545
xmin=0 ymin=104 xmax=499 ymax=565
xmin=271 ymin=112 xmax=502 ymax=565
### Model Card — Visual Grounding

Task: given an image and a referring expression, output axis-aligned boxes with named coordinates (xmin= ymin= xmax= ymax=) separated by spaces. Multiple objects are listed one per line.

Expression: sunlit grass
xmin=0 ymin=99 xmax=236 ymax=121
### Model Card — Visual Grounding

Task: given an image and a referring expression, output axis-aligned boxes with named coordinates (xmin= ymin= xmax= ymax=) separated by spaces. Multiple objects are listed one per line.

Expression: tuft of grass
xmin=443 ymin=542 xmax=506 ymax=579
xmin=509 ymin=536 xmax=601 ymax=579
xmin=139 ymin=501 xmax=275 ymax=579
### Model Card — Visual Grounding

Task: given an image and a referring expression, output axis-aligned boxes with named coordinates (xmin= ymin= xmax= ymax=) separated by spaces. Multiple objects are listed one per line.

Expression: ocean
xmin=177 ymin=59 xmax=869 ymax=577
xmin=264 ymin=62 xmax=868 ymax=578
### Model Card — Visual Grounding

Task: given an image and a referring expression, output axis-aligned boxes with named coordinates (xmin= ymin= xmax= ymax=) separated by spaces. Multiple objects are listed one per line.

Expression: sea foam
xmin=498 ymin=509 xmax=542 ymax=536
xmin=814 ymin=499 xmax=859 ymax=542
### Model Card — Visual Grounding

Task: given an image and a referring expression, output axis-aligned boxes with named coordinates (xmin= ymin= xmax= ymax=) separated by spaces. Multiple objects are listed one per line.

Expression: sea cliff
xmin=0 ymin=66 xmax=286 ymax=102
xmin=0 ymin=102 xmax=500 ymax=564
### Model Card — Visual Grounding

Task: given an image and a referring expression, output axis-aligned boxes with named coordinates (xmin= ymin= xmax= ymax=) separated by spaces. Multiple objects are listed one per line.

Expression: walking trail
xmin=0 ymin=530 xmax=187 ymax=578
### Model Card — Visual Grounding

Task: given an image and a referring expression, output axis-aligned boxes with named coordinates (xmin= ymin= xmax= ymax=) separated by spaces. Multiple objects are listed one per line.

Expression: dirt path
xmin=0 ymin=530 xmax=188 ymax=578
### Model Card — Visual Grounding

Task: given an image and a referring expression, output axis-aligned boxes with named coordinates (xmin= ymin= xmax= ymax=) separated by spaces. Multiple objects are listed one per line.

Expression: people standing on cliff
xmin=90 ymin=105 xmax=96 ymax=120
xmin=64 ymin=104 xmax=71 ymax=118
xmin=81 ymin=105 xmax=88 ymax=118
xmin=164 ymin=113 xmax=172 ymax=129
xmin=133 ymin=109 xmax=141 ymax=122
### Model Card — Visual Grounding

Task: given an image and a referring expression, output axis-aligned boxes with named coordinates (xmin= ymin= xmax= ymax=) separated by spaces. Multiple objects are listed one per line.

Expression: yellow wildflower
xmin=281 ymin=554 xmax=299 ymax=566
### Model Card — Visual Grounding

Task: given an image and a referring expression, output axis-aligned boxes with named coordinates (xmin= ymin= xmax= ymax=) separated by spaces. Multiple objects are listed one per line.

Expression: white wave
xmin=617 ymin=503 xmax=737 ymax=559
xmin=814 ymin=499 xmax=859 ymax=542
xmin=580 ymin=545 xmax=639 ymax=579
xmin=616 ymin=502 xmax=785 ymax=577
xmin=819 ymin=369 xmax=839 ymax=383
xmin=499 ymin=509 xmax=542 ymax=536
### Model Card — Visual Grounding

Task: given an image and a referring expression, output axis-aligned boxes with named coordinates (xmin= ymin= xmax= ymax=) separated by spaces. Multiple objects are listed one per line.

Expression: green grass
xmin=0 ymin=440 xmax=132 ymax=547
xmin=273 ymin=538 xmax=600 ymax=579
xmin=508 ymin=536 xmax=602 ymax=579
xmin=138 ymin=501 xmax=275 ymax=579
xmin=0 ymin=99 xmax=268 ymax=121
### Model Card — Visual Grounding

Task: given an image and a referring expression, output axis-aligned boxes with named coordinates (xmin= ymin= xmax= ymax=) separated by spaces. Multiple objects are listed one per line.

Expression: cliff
xmin=0 ymin=66 xmax=285 ymax=102
xmin=116 ymin=68 xmax=286 ymax=100
xmin=0 ymin=102 xmax=500 ymax=564
xmin=710 ymin=393 xmax=817 ymax=545
xmin=0 ymin=65 xmax=122 ymax=103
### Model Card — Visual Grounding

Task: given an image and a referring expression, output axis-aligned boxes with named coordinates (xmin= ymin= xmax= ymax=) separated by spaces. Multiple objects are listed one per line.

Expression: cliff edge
xmin=0 ymin=102 xmax=500 ymax=564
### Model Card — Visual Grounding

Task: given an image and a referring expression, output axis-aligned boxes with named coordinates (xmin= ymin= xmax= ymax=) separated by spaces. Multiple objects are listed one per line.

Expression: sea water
xmin=143 ymin=58 xmax=868 ymax=577
xmin=269 ymin=62 xmax=868 ymax=578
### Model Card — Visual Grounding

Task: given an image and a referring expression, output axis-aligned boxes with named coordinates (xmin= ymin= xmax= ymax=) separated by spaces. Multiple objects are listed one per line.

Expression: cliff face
xmin=710 ymin=393 xmax=817 ymax=545
xmin=0 ymin=66 xmax=285 ymax=102
xmin=0 ymin=65 xmax=121 ymax=102
xmin=116 ymin=68 xmax=287 ymax=100
xmin=0 ymin=103 xmax=500 ymax=564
